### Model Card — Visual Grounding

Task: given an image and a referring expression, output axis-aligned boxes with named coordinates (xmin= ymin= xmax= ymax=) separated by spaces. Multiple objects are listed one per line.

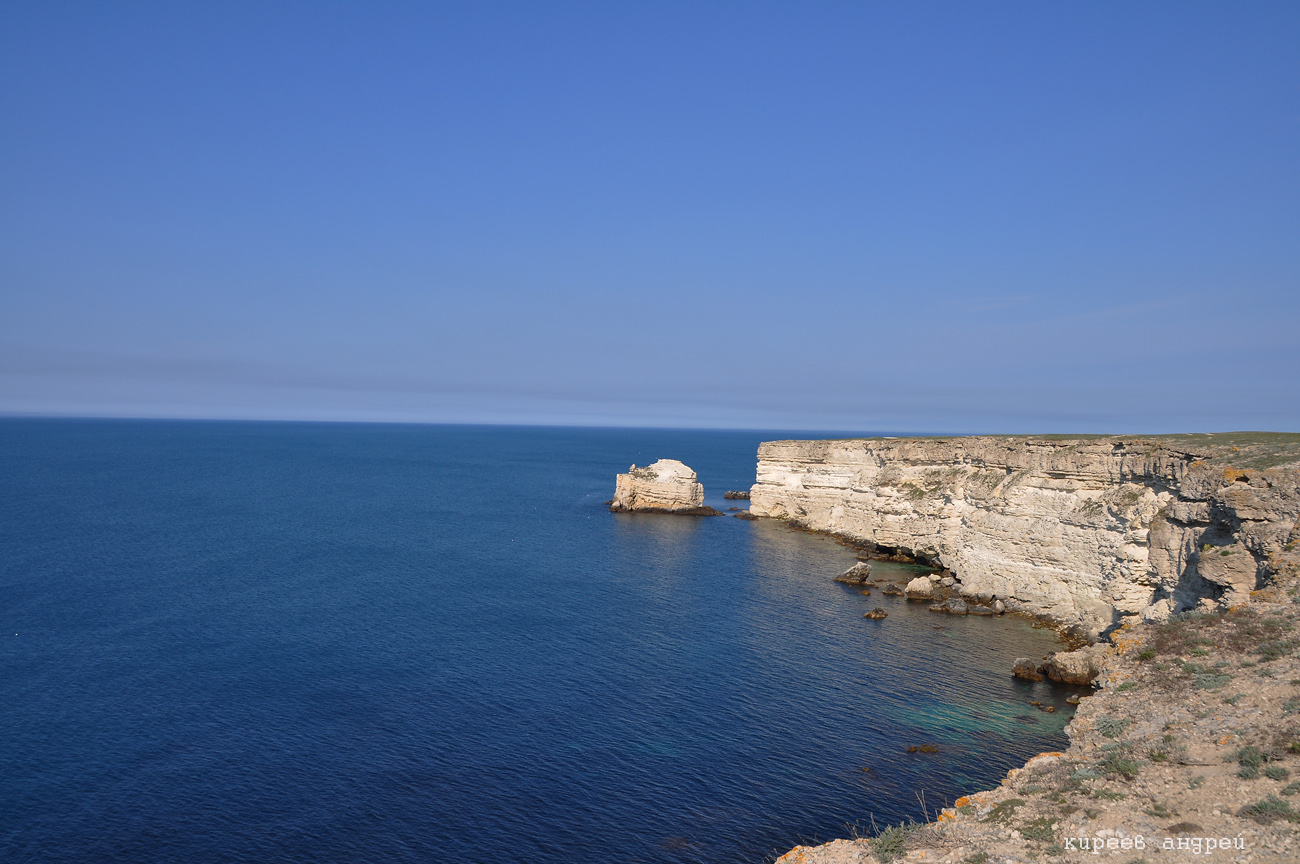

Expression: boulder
xmin=1040 ymin=644 xmax=1113 ymax=685
xmin=993 ymin=600 xmax=1006 ymax=614
xmin=834 ymin=562 xmax=873 ymax=585
xmin=1012 ymin=658 xmax=1046 ymax=681
xmin=905 ymin=576 xmax=934 ymax=599
xmin=929 ymin=598 xmax=969 ymax=615
xmin=967 ymin=604 xmax=995 ymax=616
xmin=723 ymin=490 xmax=751 ymax=500
xmin=609 ymin=460 xmax=720 ymax=514
xmin=864 ymin=608 xmax=888 ymax=620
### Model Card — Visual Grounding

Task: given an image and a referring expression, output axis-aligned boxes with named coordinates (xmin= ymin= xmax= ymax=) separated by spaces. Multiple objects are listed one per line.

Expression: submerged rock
xmin=967 ymin=604 xmax=996 ymax=616
xmin=929 ymin=598 xmax=969 ymax=615
xmin=834 ymin=561 xmax=873 ymax=584
xmin=609 ymin=460 xmax=721 ymax=514
xmin=1012 ymin=657 xmax=1046 ymax=681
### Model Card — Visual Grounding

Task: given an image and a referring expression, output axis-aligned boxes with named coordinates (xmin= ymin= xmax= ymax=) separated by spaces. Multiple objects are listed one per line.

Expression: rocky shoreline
xmin=776 ymin=594 xmax=1300 ymax=864
xmin=759 ymin=434 xmax=1300 ymax=863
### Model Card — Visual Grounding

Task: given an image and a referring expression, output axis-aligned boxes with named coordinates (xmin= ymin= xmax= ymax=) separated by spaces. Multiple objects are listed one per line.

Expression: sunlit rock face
xmin=610 ymin=459 xmax=712 ymax=514
xmin=750 ymin=435 xmax=1300 ymax=640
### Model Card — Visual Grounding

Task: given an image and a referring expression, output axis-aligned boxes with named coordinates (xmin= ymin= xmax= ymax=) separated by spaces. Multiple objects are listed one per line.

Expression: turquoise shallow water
xmin=0 ymin=420 xmax=1081 ymax=863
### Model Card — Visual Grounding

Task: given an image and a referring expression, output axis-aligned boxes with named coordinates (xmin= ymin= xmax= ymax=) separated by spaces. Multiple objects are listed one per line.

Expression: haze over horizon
xmin=3 ymin=3 xmax=1298 ymax=434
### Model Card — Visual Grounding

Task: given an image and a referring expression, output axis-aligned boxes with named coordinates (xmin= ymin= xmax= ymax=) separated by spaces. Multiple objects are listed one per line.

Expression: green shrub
xmin=1237 ymin=795 xmax=1300 ymax=823
xmin=1193 ymin=671 xmax=1232 ymax=689
xmin=1096 ymin=717 xmax=1129 ymax=738
xmin=872 ymin=822 xmax=917 ymax=862
xmin=1100 ymin=754 xmax=1142 ymax=778
xmin=1233 ymin=746 xmax=1266 ymax=768
xmin=1265 ymin=765 xmax=1290 ymax=781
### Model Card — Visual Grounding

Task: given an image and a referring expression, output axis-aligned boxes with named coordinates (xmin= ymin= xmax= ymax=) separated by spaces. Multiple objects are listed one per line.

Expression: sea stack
xmin=609 ymin=459 xmax=720 ymax=514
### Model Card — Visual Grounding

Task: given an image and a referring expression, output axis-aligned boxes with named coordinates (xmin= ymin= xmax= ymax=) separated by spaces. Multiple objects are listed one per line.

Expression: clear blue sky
xmin=2 ymin=2 xmax=1297 ymax=433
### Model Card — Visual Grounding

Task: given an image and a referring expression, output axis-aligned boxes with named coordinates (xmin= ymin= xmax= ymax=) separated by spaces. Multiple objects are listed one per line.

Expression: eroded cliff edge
xmin=750 ymin=434 xmax=1300 ymax=640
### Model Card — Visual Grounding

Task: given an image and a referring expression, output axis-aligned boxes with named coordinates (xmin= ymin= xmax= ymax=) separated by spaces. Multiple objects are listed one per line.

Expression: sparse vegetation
xmin=983 ymin=799 xmax=1025 ymax=823
xmin=1020 ymin=816 xmax=1055 ymax=842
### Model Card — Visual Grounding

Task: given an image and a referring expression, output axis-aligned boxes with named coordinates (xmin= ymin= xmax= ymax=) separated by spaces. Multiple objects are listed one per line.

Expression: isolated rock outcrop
xmin=609 ymin=459 xmax=719 ymax=515
xmin=1012 ymin=657 xmax=1046 ymax=681
xmin=749 ymin=434 xmax=1300 ymax=639
xmin=1040 ymin=644 xmax=1113 ymax=685
xmin=833 ymin=562 xmax=873 ymax=584
xmin=904 ymin=575 xmax=935 ymax=598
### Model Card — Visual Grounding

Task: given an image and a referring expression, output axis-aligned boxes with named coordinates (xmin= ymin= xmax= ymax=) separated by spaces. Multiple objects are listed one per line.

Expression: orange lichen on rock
xmin=1111 ymin=619 xmax=1145 ymax=654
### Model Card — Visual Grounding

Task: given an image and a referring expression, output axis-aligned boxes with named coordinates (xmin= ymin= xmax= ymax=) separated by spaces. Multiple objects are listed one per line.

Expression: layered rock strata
xmin=609 ymin=459 xmax=719 ymax=514
xmin=750 ymin=434 xmax=1300 ymax=639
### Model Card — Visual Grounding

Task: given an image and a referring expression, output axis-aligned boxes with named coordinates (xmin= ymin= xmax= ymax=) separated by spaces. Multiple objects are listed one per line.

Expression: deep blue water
xmin=0 ymin=420 xmax=1081 ymax=863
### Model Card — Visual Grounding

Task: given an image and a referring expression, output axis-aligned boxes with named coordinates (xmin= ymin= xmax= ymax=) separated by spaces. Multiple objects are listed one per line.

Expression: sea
xmin=0 ymin=420 xmax=1082 ymax=863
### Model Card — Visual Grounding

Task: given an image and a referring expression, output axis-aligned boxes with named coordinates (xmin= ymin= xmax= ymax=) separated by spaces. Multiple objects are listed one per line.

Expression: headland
xmin=756 ymin=433 xmax=1300 ymax=863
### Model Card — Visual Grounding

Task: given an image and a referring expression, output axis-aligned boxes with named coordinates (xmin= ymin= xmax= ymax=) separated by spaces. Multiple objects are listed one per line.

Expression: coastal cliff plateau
xmin=609 ymin=459 xmax=719 ymax=514
xmin=750 ymin=434 xmax=1300 ymax=640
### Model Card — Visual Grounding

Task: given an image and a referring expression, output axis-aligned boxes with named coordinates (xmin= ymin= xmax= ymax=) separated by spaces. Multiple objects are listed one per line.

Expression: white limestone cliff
xmin=610 ymin=459 xmax=716 ymax=514
xmin=749 ymin=435 xmax=1300 ymax=639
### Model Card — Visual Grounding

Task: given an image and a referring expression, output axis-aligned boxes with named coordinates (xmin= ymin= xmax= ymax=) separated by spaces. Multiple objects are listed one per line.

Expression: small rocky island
xmin=609 ymin=459 xmax=722 ymax=515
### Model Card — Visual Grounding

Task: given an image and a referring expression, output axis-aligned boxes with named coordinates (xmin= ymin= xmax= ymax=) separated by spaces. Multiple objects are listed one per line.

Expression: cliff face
xmin=750 ymin=434 xmax=1300 ymax=639
xmin=610 ymin=459 xmax=713 ymax=514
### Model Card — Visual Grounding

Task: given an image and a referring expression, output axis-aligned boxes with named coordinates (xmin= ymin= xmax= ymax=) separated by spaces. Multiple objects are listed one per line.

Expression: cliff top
xmin=764 ymin=432 xmax=1300 ymax=470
